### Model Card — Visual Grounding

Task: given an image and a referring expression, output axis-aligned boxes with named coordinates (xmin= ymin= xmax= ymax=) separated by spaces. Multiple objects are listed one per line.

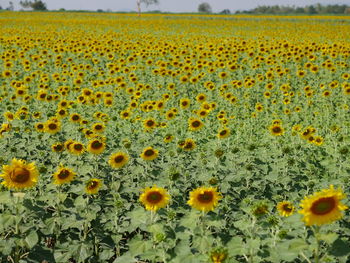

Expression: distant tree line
xmin=236 ymin=4 xmax=350 ymax=15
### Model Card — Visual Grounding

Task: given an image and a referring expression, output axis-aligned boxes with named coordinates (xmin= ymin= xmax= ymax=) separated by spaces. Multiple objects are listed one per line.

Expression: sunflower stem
xmin=313 ymin=226 xmax=321 ymax=263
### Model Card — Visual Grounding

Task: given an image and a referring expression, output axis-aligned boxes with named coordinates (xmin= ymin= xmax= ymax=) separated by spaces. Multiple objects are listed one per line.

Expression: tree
xmin=6 ymin=1 xmax=14 ymax=11
xmin=198 ymin=2 xmax=212 ymax=13
xmin=220 ymin=9 xmax=231 ymax=14
xmin=20 ymin=0 xmax=47 ymax=11
xmin=137 ymin=0 xmax=159 ymax=16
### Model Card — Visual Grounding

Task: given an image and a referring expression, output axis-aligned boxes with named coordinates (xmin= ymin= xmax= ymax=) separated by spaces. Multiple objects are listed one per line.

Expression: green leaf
xmin=319 ymin=232 xmax=338 ymax=245
xmin=179 ymin=210 xmax=199 ymax=229
xmin=128 ymin=236 xmax=152 ymax=257
xmin=226 ymin=236 xmax=244 ymax=255
xmin=0 ymin=191 xmax=11 ymax=204
xmin=25 ymin=231 xmax=39 ymax=249
xmin=113 ymin=253 xmax=137 ymax=263
xmin=330 ymin=239 xmax=350 ymax=257
xmin=288 ymin=239 xmax=308 ymax=252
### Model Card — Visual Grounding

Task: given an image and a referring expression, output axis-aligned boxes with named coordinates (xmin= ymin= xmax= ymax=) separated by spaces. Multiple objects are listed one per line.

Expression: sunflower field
xmin=0 ymin=12 xmax=350 ymax=263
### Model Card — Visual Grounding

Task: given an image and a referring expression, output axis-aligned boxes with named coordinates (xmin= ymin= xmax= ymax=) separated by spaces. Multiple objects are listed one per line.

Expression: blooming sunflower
xmin=0 ymin=158 xmax=39 ymax=190
xmin=276 ymin=201 xmax=295 ymax=217
xmin=52 ymin=166 xmax=76 ymax=185
xmin=45 ymin=120 xmax=61 ymax=134
xmin=269 ymin=124 xmax=284 ymax=136
xmin=182 ymin=138 xmax=196 ymax=151
xmin=187 ymin=187 xmax=222 ymax=212
xmin=70 ymin=142 xmax=85 ymax=155
xmin=92 ymin=123 xmax=105 ymax=133
xmin=188 ymin=118 xmax=204 ymax=131
xmin=87 ymin=139 xmax=105 ymax=154
xmin=143 ymin=118 xmax=157 ymax=130
xmin=108 ymin=152 xmax=129 ymax=169
xmin=85 ymin=178 xmax=102 ymax=194
xmin=299 ymin=185 xmax=348 ymax=226
xmin=139 ymin=185 xmax=170 ymax=212
xmin=217 ymin=128 xmax=230 ymax=139
xmin=140 ymin=147 xmax=158 ymax=161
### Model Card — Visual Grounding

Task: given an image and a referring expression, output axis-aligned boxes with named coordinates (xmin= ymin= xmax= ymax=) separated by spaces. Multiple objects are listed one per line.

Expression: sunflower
xmin=182 ymin=138 xmax=196 ymax=151
xmin=218 ymin=128 xmax=230 ymax=139
xmin=165 ymin=111 xmax=176 ymax=120
xmin=179 ymin=98 xmax=190 ymax=109
xmin=188 ymin=118 xmax=204 ymax=131
xmin=210 ymin=248 xmax=228 ymax=263
xmin=69 ymin=113 xmax=81 ymax=123
xmin=187 ymin=187 xmax=222 ymax=212
xmin=313 ymin=136 xmax=324 ymax=146
xmin=52 ymin=166 xmax=76 ymax=185
xmin=108 ymin=152 xmax=129 ymax=169
xmin=35 ymin=122 xmax=45 ymax=132
xmin=141 ymin=147 xmax=158 ymax=161
xmin=56 ymin=108 xmax=68 ymax=119
xmin=120 ymin=110 xmax=131 ymax=119
xmin=45 ymin=120 xmax=61 ymax=134
xmin=276 ymin=201 xmax=295 ymax=217
xmin=52 ymin=143 xmax=64 ymax=152
xmin=139 ymin=185 xmax=170 ymax=212
xmin=92 ymin=123 xmax=105 ymax=133
xmin=269 ymin=124 xmax=284 ymax=136
xmin=299 ymin=185 xmax=348 ymax=226
xmin=164 ymin=134 xmax=174 ymax=143
xmin=0 ymin=158 xmax=39 ymax=190
xmin=143 ymin=118 xmax=157 ymax=130
xmin=70 ymin=142 xmax=85 ymax=155
xmin=85 ymin=178 xmax=102 ymax=194
xmin=87 ymin=139 xmax=105 ymax=154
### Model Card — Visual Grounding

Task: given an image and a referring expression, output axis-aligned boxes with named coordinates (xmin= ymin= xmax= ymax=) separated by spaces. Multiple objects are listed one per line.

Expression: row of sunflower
xmin=1 ymin=158 xmax=347 ymax=227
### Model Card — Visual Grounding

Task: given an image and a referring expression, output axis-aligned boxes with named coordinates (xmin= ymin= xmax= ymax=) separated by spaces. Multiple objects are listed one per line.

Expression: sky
xmin=0 ymin=0 xmax=348 ymax=12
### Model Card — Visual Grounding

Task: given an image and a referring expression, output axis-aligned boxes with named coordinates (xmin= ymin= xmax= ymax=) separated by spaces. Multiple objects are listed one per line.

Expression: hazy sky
xmin=1 ymin=0 xmax=348 ymax=12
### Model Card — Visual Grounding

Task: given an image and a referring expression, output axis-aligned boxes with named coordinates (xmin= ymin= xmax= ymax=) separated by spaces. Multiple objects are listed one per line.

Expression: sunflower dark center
xmin=282 ymin=204 xmax=293 ymax=212
xmin=88 ymin=180 xmax=98 ymax=189
xmin=272 ymin=126 xmax=281 ymax=133
xmin=74 ymin=144 xmax=83 ymax=150
xmin=91 ymin=141 xmax=103 ymax=149
xmin=197 ymin=191 xmax=214 ymax=203
xmin=114 ymin=155 xmax=124 ymax=163
xmin=192 ymin=121 xmax=201 ymax=128
xmin=144 ymin=149 xmax=155 ymax=156
xmin=57 ymin=169 xmax=70 ymax=180
xmin=54 ymin=145 xmax=63 ymax=151
xmin=37 ymin=124 xmax=44 ymax=129
xmin=146 ymin=191 xmax=162 ymax=204
xmin=310 ymin=197 xmax=336 ymax=215
xmin=95 ymin=125 xmax=102 ymax=130
xmin=184 ymin=142 xmax=193 ymax=149
xmin=72 ymin=115 xmax=79 ymax=120
xmin=48 ymin=123 xmax=57 ymax=130
xmin=146 ymin=120 xmax=154 ymax=127
xmin=220 ymin=130 xmax=227 ymax=136
xmin=11 ymin=167 xmax=30 ymax=183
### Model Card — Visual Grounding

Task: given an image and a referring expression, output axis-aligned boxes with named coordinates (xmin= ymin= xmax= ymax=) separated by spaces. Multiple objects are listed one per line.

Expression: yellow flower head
xmin=87 ymin=139 xmax=105 ymax=154
xmin=187 ymin=187 xmax=222 ymax=212
xmin=299 ymin=185 xmax=348 ymax=226
xmin=108 ymin=152 xmax=129 ymax=169
xmin=140 ymin=147 xmax=158 ymax=161
xmin=276 ymin=201 xmax=295 ymax=217
xmin=53 ymin=166 xmax=76 ymax=185
xmin=85 ymin=178 xmax=102 ymax=194
xmin=139 ymin=185 xmax=170 ymax=212
xmin=0 ymin=158 xmax=39 ymax=190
